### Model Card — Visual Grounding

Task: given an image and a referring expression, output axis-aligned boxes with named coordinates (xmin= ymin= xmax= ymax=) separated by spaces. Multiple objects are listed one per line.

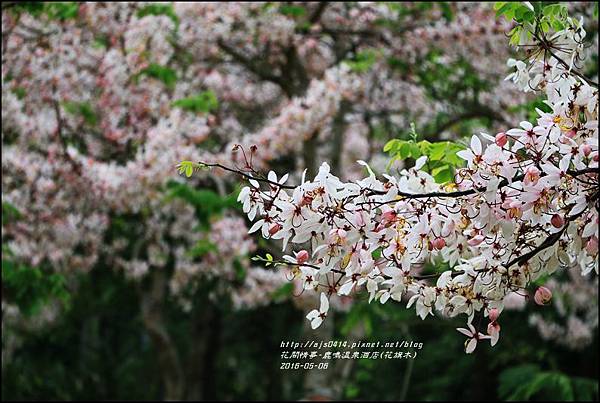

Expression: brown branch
xmin=366 ymin=167 xmax=599 ymax=200
xmin=308 ymin=2 xmax=328 ymax=24
xmin=544 ymin=45 xmax=599 ymax=88
xmin=201 ymin=159 xmax=599 ymax=200
xmin=217 ymin=39 xmax=285 ymax=87
xmin=505 ymin=208 xmax=588 ymax=269
xmin=532 ymin=32 xmax=599 ymax=88
xmin=198 ymin=161 xmax=296 ymax=189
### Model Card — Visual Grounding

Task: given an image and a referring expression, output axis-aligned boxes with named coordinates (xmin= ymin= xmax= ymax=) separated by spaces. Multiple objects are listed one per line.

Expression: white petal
xmin=338 ymin=281 xmax=354 ymax=296
xmin=306 ymin=309 xmax=319 ymax=321
xmin=414 ymin=156 xmax=428 ymax=170
xmin=310 ymin=317 xmax=322 ymax=329
xmin=457 ymin=149 xmax=473 ymax=162
xmin=521 ymin=121 xmax=532 ymax=130
xmin=406 ymin=294 xmax=419 ymax=309
xmin=248 ymin=220 xmax=264 ymax=234
xmin=320 ymin=292 xmax=329 ymax=313
xmin=471 ymin=135 xmax=482 ymax=154
xmin=457 ymin=327 xmax=473 ymax=337
xmin=490 ymin=331 xmax=500 ymax=347
xmin=465 ymin=338 xmax=478 ymax=354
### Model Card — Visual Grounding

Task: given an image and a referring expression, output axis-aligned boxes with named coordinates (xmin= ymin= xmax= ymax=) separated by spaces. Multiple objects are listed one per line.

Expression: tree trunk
xmin=183 ymin=302 xmax=215 ymax=400
xmin=139 ymin=269 xmax=185 ymax=400
xmin=330 ymin=100 xmax=351 ymax=176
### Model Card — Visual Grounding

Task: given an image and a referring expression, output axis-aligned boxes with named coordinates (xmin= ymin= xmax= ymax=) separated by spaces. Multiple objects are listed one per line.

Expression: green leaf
xmin=431 ymin=165 xmax=453 ymax=184
xmin=428 ymin=142 xmax=447 ymax=161
xmin=498 ymin=365 xmax=593 ymax=401
xmin=233 ymin=258 xmax=246 ymax=282
xmin=383 ymin=139 xmax=398 ymax=153
xmin=439 ymin=2 xmax=453 ymax=21
xmin=187 ymin=239 xmax=217 ymax=258
xmin=164 ymin=181 xmax=239 ymax=227
xmin=344 ymin=50 xmax=380 ymax=73
xmin=7 ymin=2 xmax=79 ymax=21
xmin=135 ymin=64 xmax=177 ymax=89
xmin=172 ymin=91 xmax=219 ymax=114
xmin=62 ymin=101 xmax=98 ymax=126
xmin=498 ymin=364 xmax=541 ymax=400
xmin=493 ymin=2 xmax=507 ymax=11
xmin=399 ymin=142 xmax=411 ymax=159
xmin=2 ymin=257 xmax=70 ymax=317
xmin=2 ymin=202 xmax=22 ymax=224
xmin=136 ymin=3 xmax=179 ymax=27
xmin=279 ymin=5 xmax=306 ymax=17
xmin=270 ymin=282 xmax=292 ymax=300
xmin=176 ymin=161 xmax=208 ymax=178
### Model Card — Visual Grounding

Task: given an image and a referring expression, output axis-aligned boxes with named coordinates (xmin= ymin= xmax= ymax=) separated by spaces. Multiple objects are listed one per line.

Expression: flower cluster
xmin=2 ymin=3 xmax=596 ymax=355
xmin=234 ymin=18 xmax=598 ymax=352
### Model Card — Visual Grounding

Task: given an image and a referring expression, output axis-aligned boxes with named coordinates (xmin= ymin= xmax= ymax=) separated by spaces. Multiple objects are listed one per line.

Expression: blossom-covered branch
xmin=192 ymin=8 xmax=598 ymax=353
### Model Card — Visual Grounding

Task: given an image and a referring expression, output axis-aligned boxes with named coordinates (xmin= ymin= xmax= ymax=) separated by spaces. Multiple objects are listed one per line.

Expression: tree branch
xmin=217 ymin=39 xmax=285 ymax=87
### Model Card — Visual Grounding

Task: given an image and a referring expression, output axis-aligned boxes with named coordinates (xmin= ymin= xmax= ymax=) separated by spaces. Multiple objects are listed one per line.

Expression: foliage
xmin=498 ymin=364 xmax=598 ymax=401
xmin=136 ymin=3 xmax=179 ymax=26
xmin=344 ymin=50 xmax=381 ymax=73
xmin=164 ymin=181 xmax=239 ymax=228
xmin=2 ymin=254 xmax=70 ymax=316
xmin=7 ymin=2 xmax=79 ymax=21
xmin=278 ymin=4 xmax=307 ymax=18
xmin=384 ymin=125 xmax=466 ymax=183
xmin=2 ymin=201 xmax=70 ymax=316
xmin=172 ymin=91 xmax=219 ymax=115
xmin=134 ymin=64 xmax=178 ymax=90
xmin=495 ymin=2 xmax=571 ymax=45
xmin=62 ymin=101 xmax=98 ymax=126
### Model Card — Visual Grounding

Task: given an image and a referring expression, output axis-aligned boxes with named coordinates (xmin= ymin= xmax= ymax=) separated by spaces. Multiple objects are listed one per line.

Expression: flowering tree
xmin=189 ymin=2 xmax=599 ymax=354
xmin=2 ymin=2 xmax=597 ymax=400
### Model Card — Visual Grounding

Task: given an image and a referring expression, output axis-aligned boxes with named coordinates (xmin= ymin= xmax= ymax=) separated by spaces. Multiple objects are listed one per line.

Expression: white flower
xmin=306 ymin=293 xmax=329 ymax=329
xmin=457 ymin=135 xmax=483 ymax=167
xmin=457 ymin=323 xmax=490 ymax=354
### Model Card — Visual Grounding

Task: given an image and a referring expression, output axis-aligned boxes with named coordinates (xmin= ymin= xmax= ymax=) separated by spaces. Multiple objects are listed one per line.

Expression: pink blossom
xmin=534 ymin=286 xmax=553 ymax=306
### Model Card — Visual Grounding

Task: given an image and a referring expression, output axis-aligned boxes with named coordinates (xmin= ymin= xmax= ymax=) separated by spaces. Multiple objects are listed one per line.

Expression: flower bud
xmin=550 ymin=214 xmax=564 ymax=228
xmin=565 ymin=129 xmax=577 ymax=138
xmin=487 ymin=321 xmax=501 ymax=335
xmin=295 ymin=250 xmax=309 ymax=264
xmin=381 ymin=210 xmax=397 ymax=224
xmin=300 ymin=194 xmax=314 ymax=207
xmin=488 ymin=308 xmax=500 ymax=322
xmin=534 ymin=286 xmax=552 ymax=306
xmin=495 ymin=132 xmax=508 ymax=147
xmin=268 ymin=223 xmax=282 ymax=236
xmin=581 ymin=144 xmax=592 ymax=157
xmin=432 ymin=237 xmax=446 ymax=250
xmin=585 ymin=236 xmax=598 ymax=255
